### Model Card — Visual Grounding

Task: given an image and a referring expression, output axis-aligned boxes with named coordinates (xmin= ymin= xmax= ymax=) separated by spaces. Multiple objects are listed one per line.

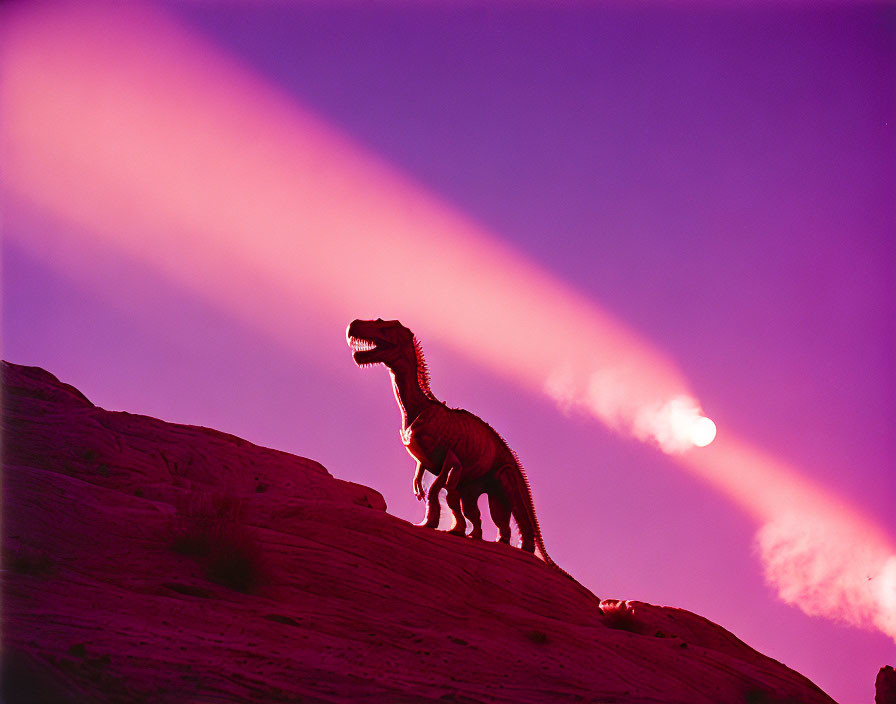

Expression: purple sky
xmin=2 ymin=3 xmax=894 ymax=702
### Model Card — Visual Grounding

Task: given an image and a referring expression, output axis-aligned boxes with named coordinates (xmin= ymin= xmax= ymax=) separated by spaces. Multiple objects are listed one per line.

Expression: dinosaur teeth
xmin=348 ymin=336 xmax=377 ymax=352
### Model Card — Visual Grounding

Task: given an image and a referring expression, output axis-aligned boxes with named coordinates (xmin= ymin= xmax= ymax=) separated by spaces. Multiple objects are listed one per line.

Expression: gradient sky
xmin=2 ymin=2 xmax=894 ymax=703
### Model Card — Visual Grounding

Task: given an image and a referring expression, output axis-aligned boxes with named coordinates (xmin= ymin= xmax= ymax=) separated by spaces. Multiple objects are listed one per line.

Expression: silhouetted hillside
xmin=2 ymin=361 xmax=838 ymax=703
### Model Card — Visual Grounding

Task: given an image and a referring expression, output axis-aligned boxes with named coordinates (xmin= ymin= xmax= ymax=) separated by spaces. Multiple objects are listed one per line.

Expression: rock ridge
xmin=2 ymin=361 xmax=837 ymax=703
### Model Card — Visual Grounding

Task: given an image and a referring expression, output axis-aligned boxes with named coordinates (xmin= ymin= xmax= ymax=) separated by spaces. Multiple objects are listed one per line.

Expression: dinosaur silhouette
xmin=346 ymin=318 xmax=567 ymax=575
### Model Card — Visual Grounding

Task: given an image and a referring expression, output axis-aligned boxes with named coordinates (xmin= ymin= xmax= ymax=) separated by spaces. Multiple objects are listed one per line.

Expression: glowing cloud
xmin=1 ymin=0 xmax=892 ymax=641
xmin=684 ymin=436 xmax=896 ymax=640
xmin=757 ymin=518 xmax=896 ymax=638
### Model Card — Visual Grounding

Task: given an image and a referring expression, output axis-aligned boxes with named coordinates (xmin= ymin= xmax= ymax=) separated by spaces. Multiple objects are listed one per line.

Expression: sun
xmin=691 ymin=416 xmax=717 ymax=447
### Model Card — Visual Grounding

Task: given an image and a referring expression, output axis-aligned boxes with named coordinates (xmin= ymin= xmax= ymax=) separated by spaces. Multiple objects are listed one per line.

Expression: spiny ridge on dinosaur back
xmin=346 ymin=318 xmax=576 ymax=583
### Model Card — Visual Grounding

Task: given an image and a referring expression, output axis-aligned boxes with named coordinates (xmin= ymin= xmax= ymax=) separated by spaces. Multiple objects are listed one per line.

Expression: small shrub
xmin=170 ymin=490 xmax=265 ymax=592
xmin=6 ymin=549 xmax=55 ymax=577
xmin=526 ymin=629 xmax=549 ymax=645
xmin=206 ymin=530 xmax=264 ymax=593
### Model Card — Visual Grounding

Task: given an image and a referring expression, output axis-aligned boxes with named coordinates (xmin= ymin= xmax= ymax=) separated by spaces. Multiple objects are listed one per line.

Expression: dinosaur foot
xmin=496 ymin=535 xmax=511 ymax=545
xmin=468 ymin=529 xmax=483 ymax=540
xmin=446 ymin=524 xmax=467 ymax=537
xmin=416 ymin=518 xmax=440 ymax=529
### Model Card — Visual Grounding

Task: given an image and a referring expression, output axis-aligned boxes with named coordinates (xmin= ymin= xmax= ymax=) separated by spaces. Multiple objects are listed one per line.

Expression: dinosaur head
xmin=346 ymin=318 xmax=416 ymax=369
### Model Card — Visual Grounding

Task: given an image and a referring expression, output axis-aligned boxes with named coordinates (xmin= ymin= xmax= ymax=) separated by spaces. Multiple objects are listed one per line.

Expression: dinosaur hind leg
xmin=494 ymin=467 xmax=535 ymax=553
xmin=418 ymin=468 xmax=446 ymax=529
xmin=514 ymin=497 xmax=536 ymax=553
xmin=487 ymin=486 xmax=512 ymax=545
xmin=444 ymin=466 xmax=467 ymax=536
xmin=461 ymin=485 xmax=483 ymax=540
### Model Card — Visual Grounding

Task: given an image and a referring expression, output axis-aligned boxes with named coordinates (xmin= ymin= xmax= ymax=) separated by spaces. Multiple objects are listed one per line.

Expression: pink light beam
xmin=1 ymin=0 xmax=892 ymax=641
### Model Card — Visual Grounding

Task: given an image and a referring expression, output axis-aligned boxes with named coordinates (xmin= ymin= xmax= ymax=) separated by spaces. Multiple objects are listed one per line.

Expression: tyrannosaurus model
xmin=346 ymin=318 xmax=567 ymax=575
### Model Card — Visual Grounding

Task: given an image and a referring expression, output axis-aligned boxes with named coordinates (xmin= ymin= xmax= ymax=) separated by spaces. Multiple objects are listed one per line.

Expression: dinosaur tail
xmin=496 ymin=459 xmax=578 ymax=584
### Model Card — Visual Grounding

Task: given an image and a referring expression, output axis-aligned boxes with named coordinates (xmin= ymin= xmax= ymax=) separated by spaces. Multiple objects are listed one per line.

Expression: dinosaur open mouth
xmin=348 ymin=336 xmax=377 ymax=353
xmin=348 ymin=335 xmax=386 ymax=365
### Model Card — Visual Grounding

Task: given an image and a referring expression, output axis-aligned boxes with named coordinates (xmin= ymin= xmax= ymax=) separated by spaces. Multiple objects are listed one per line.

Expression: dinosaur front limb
xmin=412 ymin=461 xmax=426 ymax=501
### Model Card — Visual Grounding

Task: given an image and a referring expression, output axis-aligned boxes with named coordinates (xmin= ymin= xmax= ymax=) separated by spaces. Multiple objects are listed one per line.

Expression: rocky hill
xmin=2 ymin=361 xmax=841 ymax=703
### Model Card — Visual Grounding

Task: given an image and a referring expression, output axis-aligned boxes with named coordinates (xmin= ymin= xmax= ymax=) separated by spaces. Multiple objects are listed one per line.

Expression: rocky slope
xmin=2 ymin=361 xmax=839 ymax=703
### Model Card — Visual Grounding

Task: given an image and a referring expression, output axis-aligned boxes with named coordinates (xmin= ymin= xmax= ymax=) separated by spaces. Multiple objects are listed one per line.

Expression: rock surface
xmin=878 ymin=666 xmax=896 ymax=704
xmin=2 ymin=361 xmax=839 ymax=703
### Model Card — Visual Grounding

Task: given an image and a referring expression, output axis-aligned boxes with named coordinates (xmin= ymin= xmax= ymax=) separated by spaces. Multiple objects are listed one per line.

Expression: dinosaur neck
xmin=388 ymin=361 xmax=432 ymax=430
xmin=387 ymin=340 xmax=437 ymax=430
